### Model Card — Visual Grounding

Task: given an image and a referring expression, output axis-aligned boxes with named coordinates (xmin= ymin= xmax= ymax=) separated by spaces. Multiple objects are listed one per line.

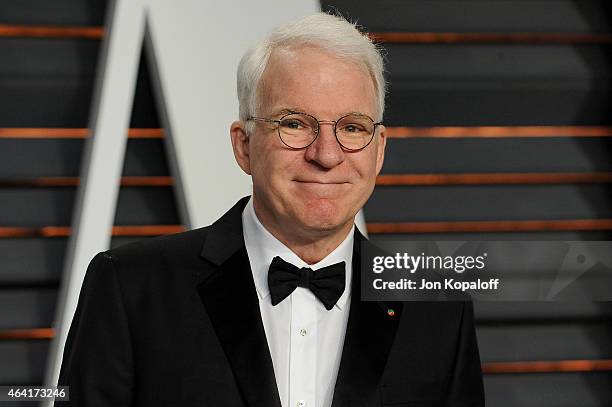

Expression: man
xmin=57 ymin=12 xmax=484 ymax=407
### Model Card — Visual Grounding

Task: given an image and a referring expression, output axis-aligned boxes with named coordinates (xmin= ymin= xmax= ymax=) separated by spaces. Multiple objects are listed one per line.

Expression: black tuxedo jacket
xmin=56 ymin=196 xmax=484 ymax=406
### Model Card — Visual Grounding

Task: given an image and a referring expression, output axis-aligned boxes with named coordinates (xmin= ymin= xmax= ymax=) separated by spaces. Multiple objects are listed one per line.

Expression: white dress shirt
xmin=242 ymin=197 xmax=353 ymax=407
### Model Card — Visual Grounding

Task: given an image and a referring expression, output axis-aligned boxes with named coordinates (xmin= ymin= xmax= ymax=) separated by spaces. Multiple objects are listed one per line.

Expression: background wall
xmin=0 ymin=1 xmax=610 ymax=406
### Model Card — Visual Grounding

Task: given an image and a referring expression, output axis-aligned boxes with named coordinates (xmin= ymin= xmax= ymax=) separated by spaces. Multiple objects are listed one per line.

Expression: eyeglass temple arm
xmin=247 ymin=117 xmax=280 ymax=124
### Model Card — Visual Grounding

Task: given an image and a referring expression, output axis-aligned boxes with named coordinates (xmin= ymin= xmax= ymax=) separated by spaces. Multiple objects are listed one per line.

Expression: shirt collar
xmin=242 ymin=196 xmax=353 ymax=311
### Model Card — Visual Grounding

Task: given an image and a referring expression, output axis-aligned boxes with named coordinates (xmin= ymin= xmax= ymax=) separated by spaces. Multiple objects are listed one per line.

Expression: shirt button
xmin=298 ymin=328 xmax=307 ymax=336
xmin=297 ymin=400 xmax=306 ymax=407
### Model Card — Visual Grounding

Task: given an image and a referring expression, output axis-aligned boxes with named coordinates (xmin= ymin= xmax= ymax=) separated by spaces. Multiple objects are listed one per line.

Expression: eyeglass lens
xmin=278 ymin=113 xmax=375 ymax=150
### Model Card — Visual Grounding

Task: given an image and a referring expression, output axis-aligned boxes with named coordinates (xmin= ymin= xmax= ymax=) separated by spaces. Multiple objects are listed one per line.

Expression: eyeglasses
xmin=247 ymin=111 xmax=382 ymax=151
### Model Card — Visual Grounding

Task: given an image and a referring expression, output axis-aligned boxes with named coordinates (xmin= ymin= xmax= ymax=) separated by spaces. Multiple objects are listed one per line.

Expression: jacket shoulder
xmin=111 ymin=225 xmax=208 ymax=256
xmin=100 ymin=226 xmax=212 ymax=279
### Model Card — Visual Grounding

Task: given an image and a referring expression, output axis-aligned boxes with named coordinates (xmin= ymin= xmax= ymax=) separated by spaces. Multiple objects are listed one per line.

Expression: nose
xmin=303 ymin=122 xmax=345 ymax=168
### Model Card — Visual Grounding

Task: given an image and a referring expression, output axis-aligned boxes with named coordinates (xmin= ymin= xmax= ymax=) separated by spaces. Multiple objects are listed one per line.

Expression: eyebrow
xmin=271 ymin=107 xmax=371 ymax=118
xmin=270 ymin=107 xmax=305 ymax=117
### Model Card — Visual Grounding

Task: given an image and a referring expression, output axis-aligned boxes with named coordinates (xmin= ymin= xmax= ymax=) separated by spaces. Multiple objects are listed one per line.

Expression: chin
xmin=297 ymin=199 xmax=352 ymax=231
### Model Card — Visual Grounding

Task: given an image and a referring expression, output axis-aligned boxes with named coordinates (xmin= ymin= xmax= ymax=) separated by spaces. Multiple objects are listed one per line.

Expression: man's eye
xmin=281 ymin=120 xmax=305 ymax=129
xmin=341 ymin=124 xmax=365 ymax=133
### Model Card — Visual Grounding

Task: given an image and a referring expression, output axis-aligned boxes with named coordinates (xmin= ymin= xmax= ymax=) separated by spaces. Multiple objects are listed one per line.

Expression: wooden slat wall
xmin=0 ymin=0 xmax=177 ymax=386
xmin=333 ymin=1 xmax=612 ymax=406
xmin=0 ymin=24 xmax=103 ymax=38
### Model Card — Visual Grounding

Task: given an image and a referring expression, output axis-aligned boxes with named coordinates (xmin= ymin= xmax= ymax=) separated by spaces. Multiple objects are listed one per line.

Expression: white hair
xmin=236 ymin=12 xmax=386 ymax=132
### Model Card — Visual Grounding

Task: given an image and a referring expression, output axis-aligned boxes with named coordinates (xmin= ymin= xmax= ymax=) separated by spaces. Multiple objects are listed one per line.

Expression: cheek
xmin=353 ymin=152 xmax=379 ymax=185
xmin=249 ymin=137 xmax=275 ymax=177
xmin=250 ymin=143 xmax=298 ymax=191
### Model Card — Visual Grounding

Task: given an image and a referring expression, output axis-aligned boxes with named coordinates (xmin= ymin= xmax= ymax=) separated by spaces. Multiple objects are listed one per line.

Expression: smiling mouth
xmin=294 ymin=180 xmax=348 ymax=185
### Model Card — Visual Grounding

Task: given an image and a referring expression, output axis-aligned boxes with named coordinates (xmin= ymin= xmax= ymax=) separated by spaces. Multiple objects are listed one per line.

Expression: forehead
xmin=258 ymin=45 xmax=377 ymax=117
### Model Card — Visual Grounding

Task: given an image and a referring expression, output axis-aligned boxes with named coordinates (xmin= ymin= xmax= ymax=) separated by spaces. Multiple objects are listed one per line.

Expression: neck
xmin=252 ymin=200 xmax=353 ymax=265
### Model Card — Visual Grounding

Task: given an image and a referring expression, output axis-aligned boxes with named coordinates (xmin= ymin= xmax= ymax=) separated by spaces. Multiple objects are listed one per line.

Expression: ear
xmin=230 ymin=121 xmax=251 ymax=175
xmin=374 ymin=124 xmax=387 ymax=175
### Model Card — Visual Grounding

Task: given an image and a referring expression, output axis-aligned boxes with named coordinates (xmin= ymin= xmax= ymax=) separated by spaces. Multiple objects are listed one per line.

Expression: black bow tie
xmin=267 ymin=256 xmax=346 ymax=310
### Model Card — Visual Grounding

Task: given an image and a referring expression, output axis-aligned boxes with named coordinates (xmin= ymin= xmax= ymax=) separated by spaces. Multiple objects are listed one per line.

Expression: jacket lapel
xmin=331 ymin=230 xmax=404 ymax=407
xmin=197 ymin=197 xmax=282 ymax=407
